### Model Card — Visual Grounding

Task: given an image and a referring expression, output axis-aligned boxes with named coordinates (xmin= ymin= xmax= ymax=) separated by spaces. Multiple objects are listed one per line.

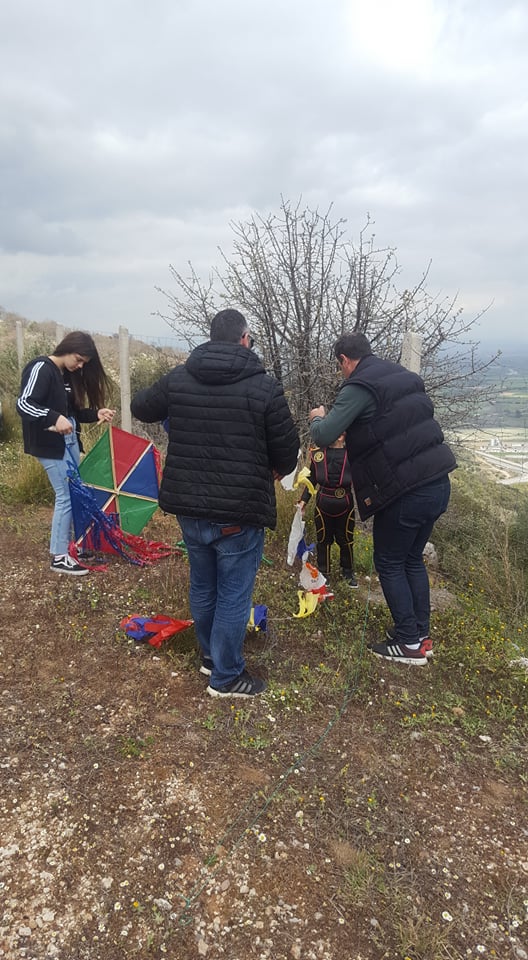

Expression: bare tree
xmin=156 ymin=199 xmax=499 ymax=437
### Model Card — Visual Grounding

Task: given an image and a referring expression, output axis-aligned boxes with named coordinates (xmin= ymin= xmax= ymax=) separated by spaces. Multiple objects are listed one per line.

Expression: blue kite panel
xmin=91 ymin=487 xmax=114 ymax=511
xmin=121 ymin=453 xmax=159 ymax=499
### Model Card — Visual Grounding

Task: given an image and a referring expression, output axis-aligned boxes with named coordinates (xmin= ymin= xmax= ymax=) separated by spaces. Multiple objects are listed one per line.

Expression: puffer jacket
xmin=340 ymin=354 xmax=457 ymax=519
xmin=131 ymin=341 xmax=299 ymax=529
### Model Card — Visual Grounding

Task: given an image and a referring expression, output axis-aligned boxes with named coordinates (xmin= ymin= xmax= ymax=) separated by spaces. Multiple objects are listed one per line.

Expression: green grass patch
xmin=0 ymin=441 xmax=53 ymax=505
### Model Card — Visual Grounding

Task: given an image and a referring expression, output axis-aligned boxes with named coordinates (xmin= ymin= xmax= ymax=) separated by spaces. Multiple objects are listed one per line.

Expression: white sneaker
xmin=51 ymin=555 xmax=89 ymax=576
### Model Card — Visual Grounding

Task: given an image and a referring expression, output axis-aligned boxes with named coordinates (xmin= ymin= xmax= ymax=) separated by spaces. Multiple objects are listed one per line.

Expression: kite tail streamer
xmin=119 ymin=614 xmax=194 ymax=647
xmin=68 ymin=470 xmax=178 ymax=566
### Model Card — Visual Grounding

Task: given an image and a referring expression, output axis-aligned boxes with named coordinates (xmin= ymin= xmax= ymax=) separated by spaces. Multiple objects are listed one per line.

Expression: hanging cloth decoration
xmin=119 ymin=614 xmax=194 ymax=648
xmin=287 ymin=509 xmax=333 ymax=617
xmin=247 ymin=605 xmax=268 ymax=632
xmin=293 ymin=591 xmax=320 ymax=619
xmin=299 ymin=559 xmax=326 ymax=592
xmin=293 ymin=466 xmax=317 ymax=497
xmin=287 ymin=504 xmax=306 ymax=566
xmin=279 ymin=450 xmax=302 ymax=491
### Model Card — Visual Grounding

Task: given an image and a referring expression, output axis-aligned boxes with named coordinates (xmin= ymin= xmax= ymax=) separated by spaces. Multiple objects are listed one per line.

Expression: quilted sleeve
xmin=131 ymin=373 xmax=171 ymax=423
xmin=265 ymin=383 xmax=299 ymax=477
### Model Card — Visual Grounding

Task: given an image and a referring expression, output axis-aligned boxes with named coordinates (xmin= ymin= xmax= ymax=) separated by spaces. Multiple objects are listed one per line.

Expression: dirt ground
xmin=1 ymin=502 xmax=527 ymax=960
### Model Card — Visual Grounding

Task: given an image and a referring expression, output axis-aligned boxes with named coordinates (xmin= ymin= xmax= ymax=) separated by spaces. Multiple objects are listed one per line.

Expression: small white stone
xmin=154 ymin=898 xmax=172 ymax=912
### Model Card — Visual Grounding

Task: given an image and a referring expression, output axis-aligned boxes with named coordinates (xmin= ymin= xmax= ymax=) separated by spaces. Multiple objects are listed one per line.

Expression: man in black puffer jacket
xmin=131 ymin=309 xmax=299 ymax=698
xmin=310 ymin=332 xmax=456 ymax=666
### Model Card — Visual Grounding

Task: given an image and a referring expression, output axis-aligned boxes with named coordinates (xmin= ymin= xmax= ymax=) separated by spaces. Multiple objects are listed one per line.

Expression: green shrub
xmin=0 ymin=440 xmax=53 ymax=505
xmin=0 ymin=400 xmax=21 ymax=443
xmin=0 ymin=345 xmax=21 ymax=401
xmin=0 ymin=334 xmax=57 ymax=403
xmin=130 ymin=352 xmax=178 ymax=396
xmin=433 ymin=465 xmax=528 ymax=625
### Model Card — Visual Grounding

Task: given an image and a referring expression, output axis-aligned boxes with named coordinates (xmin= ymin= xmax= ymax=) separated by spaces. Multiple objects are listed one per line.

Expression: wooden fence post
xmin=119 ymin=326 xmax=132 ymax=432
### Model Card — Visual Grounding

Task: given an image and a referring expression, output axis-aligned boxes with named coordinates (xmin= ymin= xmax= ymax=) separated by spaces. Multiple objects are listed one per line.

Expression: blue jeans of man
xmin=372 ymin=477 xmax=451 ymax=645
xmin=177 ymin=517 xmax=265 ymax=688
xmin=38 ymin=429 xmax=80 ymax=556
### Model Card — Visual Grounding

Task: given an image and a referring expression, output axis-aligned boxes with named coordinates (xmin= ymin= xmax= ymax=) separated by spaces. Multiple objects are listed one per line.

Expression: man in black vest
xmin=131 ymin=309 xmax=299 ymax=697
xmin=309 ymin=332 xmax=456 ymax=665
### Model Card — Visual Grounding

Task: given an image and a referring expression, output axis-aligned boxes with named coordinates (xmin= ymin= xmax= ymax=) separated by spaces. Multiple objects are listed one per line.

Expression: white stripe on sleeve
xmin=17 ymin=361 xmax=51 ymax=419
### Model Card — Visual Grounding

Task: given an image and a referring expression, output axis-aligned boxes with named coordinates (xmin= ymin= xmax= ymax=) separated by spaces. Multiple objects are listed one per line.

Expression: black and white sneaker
xmin=386 ymin=626 xmax=433 ymax=659
xmin=199 ymin=657 xmax=214 ymax=677
xmin=371 ymin=641 xmax=427 ymax=665
xmin=207 ymin=670 xmax=266 ymax=698
xmin=51 ymin=555 xmax=89 ymax=576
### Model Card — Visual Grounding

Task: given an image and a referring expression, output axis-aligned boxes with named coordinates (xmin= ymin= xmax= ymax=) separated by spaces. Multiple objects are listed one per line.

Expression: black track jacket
xmin=17 ymin=356 xmax=99 ymax=459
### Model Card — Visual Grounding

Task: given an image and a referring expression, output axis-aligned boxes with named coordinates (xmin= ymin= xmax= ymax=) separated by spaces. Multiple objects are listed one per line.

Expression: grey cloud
xmin=0 ymin=0 xmax=527 ymax=341
xmin=0 ymin=210 xmax=87 ymax=256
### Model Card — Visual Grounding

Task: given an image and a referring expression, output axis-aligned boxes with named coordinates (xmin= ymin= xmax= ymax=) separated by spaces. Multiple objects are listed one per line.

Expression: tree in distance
xmin=156 ymin=198 xmax=499 ymax=437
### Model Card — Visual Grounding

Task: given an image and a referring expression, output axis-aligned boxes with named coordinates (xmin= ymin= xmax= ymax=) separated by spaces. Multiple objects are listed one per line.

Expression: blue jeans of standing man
xmin=38 ymin=428 xmax=80 ymax=556
xmin=177 ymin=517 xmax=265 ymax=688
xmin=373 ymin=477 xmax=451 ymax=645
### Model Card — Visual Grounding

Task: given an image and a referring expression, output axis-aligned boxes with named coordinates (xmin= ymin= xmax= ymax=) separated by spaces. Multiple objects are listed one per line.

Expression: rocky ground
xmin=1 ymin=502 xmax=527 ymax=960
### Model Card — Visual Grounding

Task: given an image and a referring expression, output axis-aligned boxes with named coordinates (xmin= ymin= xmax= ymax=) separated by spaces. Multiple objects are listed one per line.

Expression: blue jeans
xmin=38 ymin=429 xmax=80 ymax=556
xmin=178 ymin=517 xmax=265 ymax=688
xmin=372 ymin=477 xmax=451 ymax=645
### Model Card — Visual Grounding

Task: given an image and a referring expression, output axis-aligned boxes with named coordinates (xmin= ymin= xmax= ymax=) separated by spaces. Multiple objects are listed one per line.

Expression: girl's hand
xmin=54 ymin=414 xmax=73 ymax=435
xmin=97 ymin=408 xmax=115 ymax=423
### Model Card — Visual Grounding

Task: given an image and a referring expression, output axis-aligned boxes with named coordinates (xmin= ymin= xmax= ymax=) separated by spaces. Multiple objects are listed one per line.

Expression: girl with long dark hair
xmin=17 ymin=332 xmax=115 ymax=574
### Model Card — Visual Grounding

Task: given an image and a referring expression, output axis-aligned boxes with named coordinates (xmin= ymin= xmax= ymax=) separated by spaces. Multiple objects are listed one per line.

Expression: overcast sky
xmin=1 ymin=0 xmax=526 ymax=346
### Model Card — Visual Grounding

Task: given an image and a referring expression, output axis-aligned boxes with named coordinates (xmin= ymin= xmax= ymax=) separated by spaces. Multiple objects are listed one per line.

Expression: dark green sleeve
xmin=310 ymin=385 xmax=374 ymax=447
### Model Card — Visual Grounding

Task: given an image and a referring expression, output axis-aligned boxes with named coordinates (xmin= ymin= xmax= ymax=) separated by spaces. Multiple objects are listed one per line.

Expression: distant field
xmin=457 ymin=427 xmax=528 ymax=448
xmin=466 ymin=362 xmax=528 ymax=436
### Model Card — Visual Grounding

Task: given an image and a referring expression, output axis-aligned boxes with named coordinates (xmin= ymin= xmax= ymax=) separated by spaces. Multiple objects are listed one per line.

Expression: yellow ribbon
xmin=293 ymin=466 xmax=316 ymax=497
xmin=293 ymin=590 xmax=320 ymax=618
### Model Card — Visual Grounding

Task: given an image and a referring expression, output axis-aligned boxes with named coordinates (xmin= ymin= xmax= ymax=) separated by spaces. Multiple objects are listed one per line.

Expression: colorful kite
xmin=69 ymin=426 xmax=175 ymax=564
xmin=77 ymin=426 xmax=161 ymax=535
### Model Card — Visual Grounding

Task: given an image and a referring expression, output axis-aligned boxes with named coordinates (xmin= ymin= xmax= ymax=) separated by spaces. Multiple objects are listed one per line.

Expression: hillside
xmin=1 ymin=309 xmax=527 ymax=958
xmin=0 ymin=308 xmax=186 ymax=375
xmin=1 ymin=495 xmax=527 ymax=958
